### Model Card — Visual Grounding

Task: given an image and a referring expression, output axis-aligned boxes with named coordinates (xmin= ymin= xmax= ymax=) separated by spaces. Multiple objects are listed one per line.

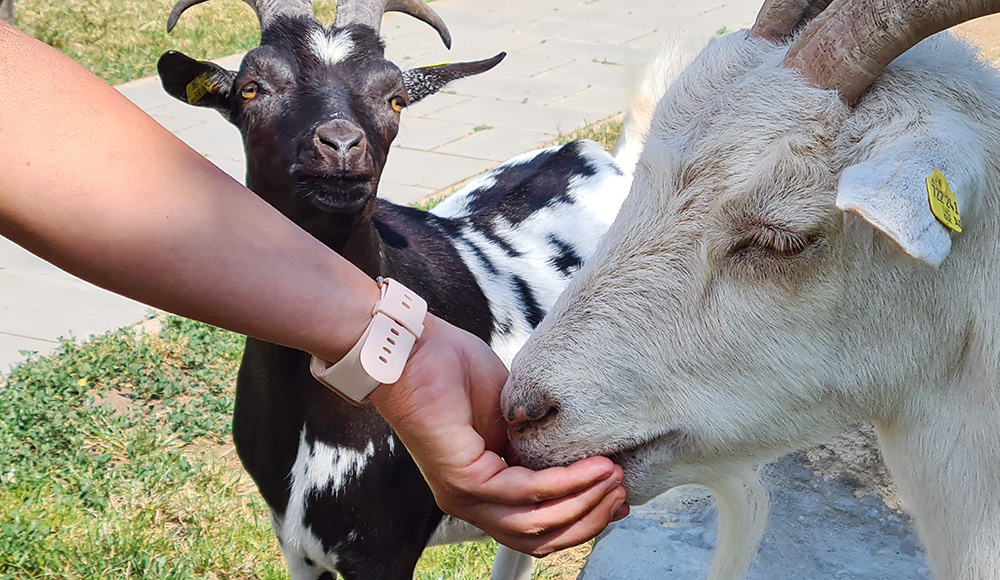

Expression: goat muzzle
xmin=312 ymin=119 xmax=372 ymax=175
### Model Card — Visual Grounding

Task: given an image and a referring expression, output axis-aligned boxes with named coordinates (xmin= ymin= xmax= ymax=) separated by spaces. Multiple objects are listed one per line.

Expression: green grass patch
xmin=0 ymin=315 xmax=589 ymax=579
xmin=555 ymin=116 xmax=623 ymax=152
xmin=13 ymin=0 xmax=337 ymax=85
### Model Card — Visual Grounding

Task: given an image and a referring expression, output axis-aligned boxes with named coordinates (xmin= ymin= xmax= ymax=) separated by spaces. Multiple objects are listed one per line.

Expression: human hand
xmin=368 ymin=314 xmax=628 ymax=557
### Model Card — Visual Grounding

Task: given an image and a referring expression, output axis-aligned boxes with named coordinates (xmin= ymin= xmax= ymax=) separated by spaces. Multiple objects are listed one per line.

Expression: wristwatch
xmin=310 ymin=277 xmax=428 ymax=405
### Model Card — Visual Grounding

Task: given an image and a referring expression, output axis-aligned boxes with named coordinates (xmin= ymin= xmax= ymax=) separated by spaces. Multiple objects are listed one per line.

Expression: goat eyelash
xmin=731 ymin=227 xmax=814 ymax=258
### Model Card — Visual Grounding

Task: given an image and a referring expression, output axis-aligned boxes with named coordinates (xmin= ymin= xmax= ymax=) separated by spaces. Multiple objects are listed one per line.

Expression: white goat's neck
xmin=875 ymin=371 xmax=1000 ymax=580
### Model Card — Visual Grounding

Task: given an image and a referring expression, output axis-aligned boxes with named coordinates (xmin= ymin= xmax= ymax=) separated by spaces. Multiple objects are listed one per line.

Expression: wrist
xmin=368 ymin=313 xmax=439 ymax=411
xmin=311 ymin=277 xmax=428 ymax=404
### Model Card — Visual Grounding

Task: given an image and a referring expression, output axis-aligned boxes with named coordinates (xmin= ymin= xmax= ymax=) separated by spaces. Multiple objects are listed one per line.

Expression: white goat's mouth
xmin=605 ymin=429 xmax=687 ymax=465
xmin=513 ymin=428 xmax=687 ymax=472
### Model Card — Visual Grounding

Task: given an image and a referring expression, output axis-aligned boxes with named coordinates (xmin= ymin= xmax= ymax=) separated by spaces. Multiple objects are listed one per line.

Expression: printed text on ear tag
xmin=185 ymin=74 xmax=215 ymax=105
xmin=926 ymin=169 xmax=962 ymax=233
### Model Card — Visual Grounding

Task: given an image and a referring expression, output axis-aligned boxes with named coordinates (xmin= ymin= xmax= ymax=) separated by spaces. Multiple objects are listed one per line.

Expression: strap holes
xmin=382 ymin=346 xmax=392 ymax=354
xmin=387 ymin=337 xmax=396 ymax=345
xmin=379 ymin=356 xmax=388 ymax=363
xmin=390 ymin=328 xmax=400 ymax=336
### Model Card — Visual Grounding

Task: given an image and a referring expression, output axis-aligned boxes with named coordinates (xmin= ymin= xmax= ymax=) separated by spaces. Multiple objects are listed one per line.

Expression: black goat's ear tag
xmin=157 ymin=51 xmax=235 ymax=113
xmin=402 ymin=52 xmax=506 ymax=104
xmin=185 ymin=73 xmax=219 ymax=105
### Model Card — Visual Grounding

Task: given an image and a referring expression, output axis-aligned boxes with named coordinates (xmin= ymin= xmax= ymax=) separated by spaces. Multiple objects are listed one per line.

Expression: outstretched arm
xmin=0 ymin=22 xmax=627 ymax=555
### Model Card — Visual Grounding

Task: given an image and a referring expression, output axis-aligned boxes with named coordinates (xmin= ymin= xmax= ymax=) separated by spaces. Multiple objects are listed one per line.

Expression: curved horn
xmin=750 ymin=0 xmax=834 ymax=41
xmin=167 ymin=0 xmax=313 ymax=33
xmin=334 ymin=0 xmax=451 ymax=48
xmin=785 ymin=0 xmax=1000 ymax=105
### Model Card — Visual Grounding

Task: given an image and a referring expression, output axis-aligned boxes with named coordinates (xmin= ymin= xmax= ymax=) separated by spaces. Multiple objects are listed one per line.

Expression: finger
xmin=475 ymin=456 xmax=620 ymax=506
xmin=495 ymin=485 xmax=628 ymax=557
xmin=481 ymin=468 xmax=624 ymax=536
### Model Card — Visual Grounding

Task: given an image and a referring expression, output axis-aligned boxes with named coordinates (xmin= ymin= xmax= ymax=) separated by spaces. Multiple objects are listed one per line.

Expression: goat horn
xmin=334 ymin=0 xmax=452 ymax=49
xmin=750 ymin=0 xmax=834 ymax=41
xmin=167 ymin=0 xmax=313 ymax=33
xmin=785 ymin=0 xmax=1000 ymax=105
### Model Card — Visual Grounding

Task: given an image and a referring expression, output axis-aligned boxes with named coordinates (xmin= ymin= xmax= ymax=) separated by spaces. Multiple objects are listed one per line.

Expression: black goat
xmin=157 ymin=0 xmax=635 ymax=578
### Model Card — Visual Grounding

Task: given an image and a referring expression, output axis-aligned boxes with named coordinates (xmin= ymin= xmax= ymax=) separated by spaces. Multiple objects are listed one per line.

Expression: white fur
xmin=276 ymin=429 xmax=376 ymax=572
xmin=504 ymin=28 xmax=1000 ymax=580
xmin=311 ymin=29 xmax=354 ymax=66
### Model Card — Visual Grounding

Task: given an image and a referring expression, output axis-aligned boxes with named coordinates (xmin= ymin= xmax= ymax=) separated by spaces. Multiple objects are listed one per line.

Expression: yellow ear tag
xmin=185 ymin=74 xmax=216 ymax=105
xmin=926 ymin=169 xmax=963 ymax=233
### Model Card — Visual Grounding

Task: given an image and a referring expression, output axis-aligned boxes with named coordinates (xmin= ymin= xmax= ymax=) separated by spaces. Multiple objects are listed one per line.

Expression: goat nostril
xmin=508 ymin=400 xmax=560 ymax=434
xmin=315 ymin=120 xmax=365 ymax=154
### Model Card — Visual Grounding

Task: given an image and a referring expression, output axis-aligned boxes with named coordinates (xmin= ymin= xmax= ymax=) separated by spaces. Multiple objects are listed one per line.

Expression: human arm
xmin=0 ymin=22 xmax=625 ymax=554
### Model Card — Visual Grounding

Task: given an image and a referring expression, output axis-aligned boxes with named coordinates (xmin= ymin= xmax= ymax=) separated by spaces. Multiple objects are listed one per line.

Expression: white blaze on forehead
xmin=311 ymin=29 xmax=354 ymax=65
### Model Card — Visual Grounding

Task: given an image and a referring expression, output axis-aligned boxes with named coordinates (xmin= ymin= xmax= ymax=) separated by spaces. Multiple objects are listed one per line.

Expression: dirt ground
xmin=955 ymin=13 xmax=1000 ymax=61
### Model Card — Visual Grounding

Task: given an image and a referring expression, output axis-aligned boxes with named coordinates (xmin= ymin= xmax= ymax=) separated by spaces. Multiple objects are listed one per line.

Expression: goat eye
xmin=732 ymin=228 xmax=814 ymax=258
xmin=241 ymin=83 xmax=259 ymax=100
xmin=389 ymin=96 xmax=406 ymax=112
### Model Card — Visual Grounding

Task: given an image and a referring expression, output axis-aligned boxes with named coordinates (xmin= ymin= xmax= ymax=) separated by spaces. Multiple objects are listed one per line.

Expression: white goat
xmin=501 ymin=0 xmax=1000 ymax=579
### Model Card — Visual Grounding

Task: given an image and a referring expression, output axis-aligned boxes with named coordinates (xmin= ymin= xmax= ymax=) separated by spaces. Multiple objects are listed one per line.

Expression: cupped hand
xmin=368 ymin=314 xmax=629 ymax=556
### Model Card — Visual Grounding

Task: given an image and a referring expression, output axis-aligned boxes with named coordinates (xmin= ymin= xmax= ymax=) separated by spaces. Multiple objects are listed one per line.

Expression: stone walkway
xmin=0 ymin=0 xmax=762 ymax=372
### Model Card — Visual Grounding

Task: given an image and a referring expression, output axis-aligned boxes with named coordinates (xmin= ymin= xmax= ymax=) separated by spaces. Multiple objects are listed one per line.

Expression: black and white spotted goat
xmin=157 ymin=0 xmax=644 ymax=578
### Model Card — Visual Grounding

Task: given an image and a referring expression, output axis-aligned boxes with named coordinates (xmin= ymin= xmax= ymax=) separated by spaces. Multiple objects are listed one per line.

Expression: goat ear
xmin=835 ymin=114 xmax=986 ymax=267
xmin=402 ymin=52 xmax=506 ymax=104
xmin=157 ymin=51 xmax=235 ymax=113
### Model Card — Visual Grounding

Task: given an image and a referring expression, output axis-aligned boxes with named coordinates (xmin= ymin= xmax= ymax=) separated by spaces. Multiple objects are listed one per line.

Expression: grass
xmin=0 ymin=314 xmax=592 ymax=579
xmin=12 ymin=0 xmax=337 ymax=85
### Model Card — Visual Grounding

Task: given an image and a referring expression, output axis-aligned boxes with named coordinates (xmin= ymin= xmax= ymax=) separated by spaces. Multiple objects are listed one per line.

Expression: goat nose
xmin=506 ymin=397 xmax=560 ymax=435
xmin=314 ymin=119 xmax=365 ymax=158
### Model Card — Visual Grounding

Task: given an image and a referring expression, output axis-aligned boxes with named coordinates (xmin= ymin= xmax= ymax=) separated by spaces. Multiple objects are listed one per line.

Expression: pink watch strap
xmin=310 ymin=278 xmax=428 ymax=404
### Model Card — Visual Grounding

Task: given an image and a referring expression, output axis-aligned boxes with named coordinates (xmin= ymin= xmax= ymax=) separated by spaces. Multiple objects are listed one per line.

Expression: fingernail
xmin=610 ymin=499 xmax=629 ymax=522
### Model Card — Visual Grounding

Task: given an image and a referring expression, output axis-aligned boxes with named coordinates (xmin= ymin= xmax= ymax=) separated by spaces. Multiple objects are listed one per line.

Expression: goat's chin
xmin=511 ymin=429 xmax=688 ymax=505
xmin=609 ymin=432 xmax=690 ymax=504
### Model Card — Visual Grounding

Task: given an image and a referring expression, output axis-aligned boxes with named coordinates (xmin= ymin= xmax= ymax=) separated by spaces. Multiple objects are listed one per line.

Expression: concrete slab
xmin=424 ymin=97 xmax=600 ymax=136
xmin=0 ymin=333 xmax=59 ymax=374
xmin=380 ymin=148 xmax=496 ymax=192
xmin=394 ymin=116 xmax=479 ymax=152
xmin=432 ymin=126 xmax=557 ymax=163
xmin=0 ymin=269 xmax=149 ymax=342
xmin=378 ymin=183 xmax=438 ymax=207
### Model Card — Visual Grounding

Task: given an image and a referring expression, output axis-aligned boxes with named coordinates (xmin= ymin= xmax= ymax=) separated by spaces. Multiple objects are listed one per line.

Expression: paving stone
xmin=431 ymin=2 xmax=552 ymax=29
xmin=173 ymin=122 xmax=245 ymax=162
xmin=205 ymin=156 xmax=248 ymax=183
xmin=144 ymin=101 xmax=219 ymax=134
xmin=0 ymin=333 xmax=58 ymax=374
xmin=394 ymin=116 xmax=477 ymax=151
xmin=378 ymin=183 xmax=438 ymax=207
xmin=447 ymin=69 xmax=585 ymax=106
xmin=424 ymin=97 xmax=599 ymax=136
xmin=520 ymin=17 xmax=653 ymax=45
xmin=0 ymin=270 xmax=148 ymax=346
xmin=380 ymin=149 xmax=495 ymax=191
xmin=117 ymin=77 xmax=177 ymax=111
xmin=0 ymin=237 xmax=75 ymax=281
xmin=405 ymin=92 xmax=474 ymax=118
xmin=549 ymin=84 xmax=628 ymax=117
xmin=432 ymin=127 xmax=557 ymax=163
xmin=517 ymin=37 xmax=634 ymax=65
xmin=533 ymin=58 xmax=630 ymax=94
